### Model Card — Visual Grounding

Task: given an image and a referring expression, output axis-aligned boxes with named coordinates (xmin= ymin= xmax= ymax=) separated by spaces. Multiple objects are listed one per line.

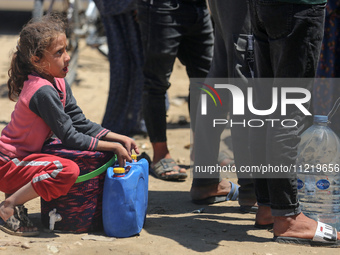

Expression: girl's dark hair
xmin=7 ymin=13 xmax=66 ymax=101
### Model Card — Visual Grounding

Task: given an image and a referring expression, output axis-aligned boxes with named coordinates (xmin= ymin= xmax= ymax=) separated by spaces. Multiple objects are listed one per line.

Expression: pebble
xmin=81 ymin=235 xmax=116 ymax=242
xmin=47 ymin=245 xmax=59 ymax=253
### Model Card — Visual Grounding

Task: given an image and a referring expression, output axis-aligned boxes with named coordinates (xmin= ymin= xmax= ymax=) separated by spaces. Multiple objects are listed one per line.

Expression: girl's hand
xmin=120 ymin=136 xmax=140 ymax=156
xmin=102 ymin=132 xmax=140 ymax=156
xmin=98 ymin=133 xmax=140 ymax=167
xmin=113 ymin=143 xmax=133 ymax=167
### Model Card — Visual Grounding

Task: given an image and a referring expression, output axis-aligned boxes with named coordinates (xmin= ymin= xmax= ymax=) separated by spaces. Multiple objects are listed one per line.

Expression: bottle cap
xmin=314 ymin=115 xmax=328 ymax=123
xmin=113 ymin=167 xmax=125 ymax=174
xmin=131 ymin=155 xmax=137 ymax=160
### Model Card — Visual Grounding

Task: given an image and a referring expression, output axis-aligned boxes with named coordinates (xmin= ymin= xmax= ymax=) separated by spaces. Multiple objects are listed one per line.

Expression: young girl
xmin=0 ymin=14 xmax=139 ymax=237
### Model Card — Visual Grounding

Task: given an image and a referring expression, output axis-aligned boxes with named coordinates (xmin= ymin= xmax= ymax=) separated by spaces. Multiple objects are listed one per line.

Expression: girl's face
xmin=36 ymin=33 xmax=70 ymax=82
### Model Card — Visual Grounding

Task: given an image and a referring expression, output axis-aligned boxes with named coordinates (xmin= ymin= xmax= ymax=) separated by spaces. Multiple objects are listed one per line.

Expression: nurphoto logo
xmin=198 ymin=81 xmax=312 ymax=128
xmin=200 ymin=84 xmax=311 ymax=116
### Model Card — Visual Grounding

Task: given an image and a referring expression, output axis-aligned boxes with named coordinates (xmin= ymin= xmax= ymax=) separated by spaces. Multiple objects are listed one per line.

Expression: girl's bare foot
xmin=0 ymin=201 xmax=15 ymax=222
xmin=0 ymin=202 xmax=39 ymax=236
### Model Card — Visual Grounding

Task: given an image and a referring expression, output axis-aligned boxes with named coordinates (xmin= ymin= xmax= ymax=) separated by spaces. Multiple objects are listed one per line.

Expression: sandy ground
xmin=0 ymin=11 xmax=339 ymax=255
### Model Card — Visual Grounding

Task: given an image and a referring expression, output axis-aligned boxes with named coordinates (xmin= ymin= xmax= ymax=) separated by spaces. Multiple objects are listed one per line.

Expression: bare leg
xmin=0 ymin=182 xmax=39 ymax=232
xmin=255 ymin=205 xmax=274 ymax=226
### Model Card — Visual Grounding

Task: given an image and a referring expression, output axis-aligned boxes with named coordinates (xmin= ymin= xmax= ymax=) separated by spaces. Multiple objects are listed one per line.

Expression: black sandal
xmin=150 ymin=158 xmax=187 ymax=180
xmin=0 ymin=205 xmax=39 ymax=237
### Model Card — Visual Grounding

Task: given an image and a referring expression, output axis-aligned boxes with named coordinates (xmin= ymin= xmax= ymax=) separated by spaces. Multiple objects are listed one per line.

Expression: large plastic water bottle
xmin=297 ymin=115 xmax=340 ymax=230
xmin=102 ymin=158 xmax=149 ymax=237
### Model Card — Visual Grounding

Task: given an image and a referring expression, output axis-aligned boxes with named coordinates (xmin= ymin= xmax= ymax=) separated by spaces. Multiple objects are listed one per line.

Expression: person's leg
xmin=208 ymin=0 xmax=257 ymax=208
xmin=0 ymin=154 xmax=79 ymax=234
xmin=190 ymin=75 xmax=235 ymax=201
xmin=137 ymin=0 xmax=186 ymax=177
xmin=190 ymin=76 xmax=231 ymax=200
xmin=0 ymin=182 xmax=39 ymax=234
xmin=183 ymin=0 xmax=214 ymax=135
xmin=100 ymin=12 xmax=145 ymax=135
xmin=0 ymin=154 xmax=80 ymax=204
xmin=178 ymin=1 xmax=230 ymax=198
xmin=191 ymin=0 xmax=257 ymax=207
xmin=248 ymin=0 xmax=275 ymax=223
xmin=263 ymin=3 xmax=325 ymax=236
xmin=0 ymin=182 xmax=38 ymax=221
xmin=250 ymin=0 xmax=340 ymax=241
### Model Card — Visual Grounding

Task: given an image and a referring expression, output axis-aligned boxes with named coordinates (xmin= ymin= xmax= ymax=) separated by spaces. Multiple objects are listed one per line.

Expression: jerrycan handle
xmin=327 ymin=97 xmax=340 ymax=121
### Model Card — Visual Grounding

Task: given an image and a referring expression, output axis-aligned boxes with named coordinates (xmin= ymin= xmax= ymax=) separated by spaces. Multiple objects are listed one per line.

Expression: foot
xmin=0 ymin=202 xmax=38 ymax=235
xmin=0 ymin=201 xmax=15 ymax=222
xmin=151 ymin=142 xmax=186 ymax=177
xmin=151 ymin=156 xmax=187 ymax=178
xmin=273 ymin=212 xmax=340 ymax=240
xmin=190 ymin=179 xmax=233 ymax=201
xmin=151 ymin=157 xmax=187 ymax=180
xmin=255 ymin=205 xmax=274 ymax=226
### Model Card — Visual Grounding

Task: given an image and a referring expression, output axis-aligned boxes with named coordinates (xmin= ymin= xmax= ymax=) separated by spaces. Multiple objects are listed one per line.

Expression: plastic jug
xmin=102 ymin=158 xmax=149 ymax=237
xmin=297 ymin=115 xmax=340 ymax=229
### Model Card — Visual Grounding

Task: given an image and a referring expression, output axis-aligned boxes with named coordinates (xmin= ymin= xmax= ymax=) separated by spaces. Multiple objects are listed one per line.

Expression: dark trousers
xmin=137 ymin=0 xmax=214 ymax=143
xmin=248 ymin=0 xmax=326 ymax=216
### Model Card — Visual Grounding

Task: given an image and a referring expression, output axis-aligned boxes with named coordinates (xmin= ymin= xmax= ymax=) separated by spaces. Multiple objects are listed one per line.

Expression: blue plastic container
xmin=102 ymin=158 xmax=149 ymax=237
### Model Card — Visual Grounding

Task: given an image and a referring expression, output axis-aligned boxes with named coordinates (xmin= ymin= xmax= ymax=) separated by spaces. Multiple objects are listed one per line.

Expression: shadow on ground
xmin=144 ymin=190 xmax=269 ymax=253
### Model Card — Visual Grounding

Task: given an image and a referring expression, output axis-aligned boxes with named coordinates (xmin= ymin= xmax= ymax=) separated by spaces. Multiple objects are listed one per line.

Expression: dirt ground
xmin=0 ymin=11 xmax=339 ymax=255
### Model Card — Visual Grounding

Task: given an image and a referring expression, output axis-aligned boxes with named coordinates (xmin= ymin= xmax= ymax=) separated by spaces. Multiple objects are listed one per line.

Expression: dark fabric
xmin=93 ymin=0 xmax=145 ymax=136
xmin=275 ymin=0 xmax=326 ymax=3
xmin=100 ymin=12 xmax=144 ymax=136
xmin=30 ymin=84 xmax=109 ymax=151
xmin=248 ymin=0 xmax=325 ymax=216
xmin=137 ymin=0 xmax=214 ymax=142
xmin=313 ymin=1 xmax=340 ymax=134
xmin=40 ymin=138 xmax=114 ymax=232
xmin=93 ymin=0 xmax=136 ymax=16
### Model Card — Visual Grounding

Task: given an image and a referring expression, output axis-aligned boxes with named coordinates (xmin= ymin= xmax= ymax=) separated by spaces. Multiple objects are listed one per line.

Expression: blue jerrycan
xmin=102 ymin=157 xmax=149 ymax=237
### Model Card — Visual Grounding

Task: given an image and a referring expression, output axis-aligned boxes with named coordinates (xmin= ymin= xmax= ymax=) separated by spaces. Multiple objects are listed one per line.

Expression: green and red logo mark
xmin=199 ymin=83 xmax=222 ymax=115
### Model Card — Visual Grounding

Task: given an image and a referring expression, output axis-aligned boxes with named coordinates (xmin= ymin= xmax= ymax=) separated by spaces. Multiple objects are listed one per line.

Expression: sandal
xmin=273 ymin=221 xmax=340 ymax=247
xmin=192 ymin=181 xmax=239 ymax=204
xmin=150 ymin=158 xmax=187 ymax=180
xmin=0 ymin=205 xmax=39 ymax=237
